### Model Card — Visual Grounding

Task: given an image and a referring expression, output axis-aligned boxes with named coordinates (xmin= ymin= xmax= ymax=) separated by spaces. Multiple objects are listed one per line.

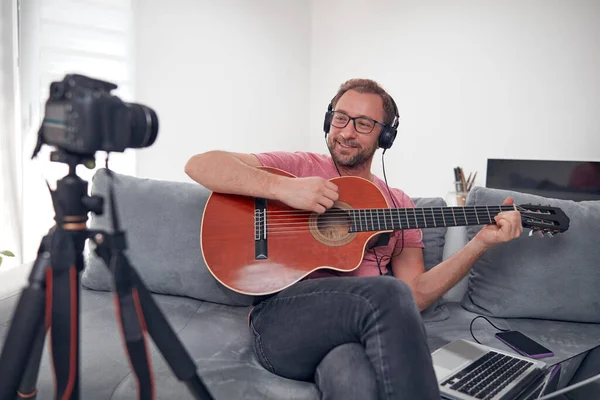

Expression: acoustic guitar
xmin=200 ymin=167 xmax=570 ymax=296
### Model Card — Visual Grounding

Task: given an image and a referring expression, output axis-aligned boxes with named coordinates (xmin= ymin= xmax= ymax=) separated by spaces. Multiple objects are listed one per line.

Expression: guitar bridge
xmin=254 ymin=198 xmax=268 ymax=259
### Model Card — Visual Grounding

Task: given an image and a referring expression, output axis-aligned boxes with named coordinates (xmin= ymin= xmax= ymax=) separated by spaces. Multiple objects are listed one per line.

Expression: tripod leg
xmin=93 ymin=244 xmax=214 ymax=400
xmin=112 ymin=263 xmax=155 ymax=400
xmin=16 ymin=323 xmax=47 ymax=400
xmin=47 ymin=228 xmax=86 ymax=400
xmin=0 ymin=246 xmax=50 ymax=400
xmin=129 ymin=266 xmax=214 ymax=400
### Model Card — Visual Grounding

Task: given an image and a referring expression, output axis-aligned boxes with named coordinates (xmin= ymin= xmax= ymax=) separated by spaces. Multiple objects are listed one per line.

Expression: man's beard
xmin=327 ymin=137 xmax=377 ymax=168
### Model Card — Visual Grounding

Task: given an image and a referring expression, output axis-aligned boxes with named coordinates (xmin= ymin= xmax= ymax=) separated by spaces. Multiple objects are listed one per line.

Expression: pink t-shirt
xmin=253 ymin=151 xmax=424 ymax=277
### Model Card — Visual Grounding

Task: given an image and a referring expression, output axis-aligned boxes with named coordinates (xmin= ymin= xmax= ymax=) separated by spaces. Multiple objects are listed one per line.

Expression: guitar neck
xmin=348 ymin=205 xmax=516 ymax=232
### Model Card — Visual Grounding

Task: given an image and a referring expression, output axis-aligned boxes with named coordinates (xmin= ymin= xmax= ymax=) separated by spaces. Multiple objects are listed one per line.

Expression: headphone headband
xmin=387 ymin=95 xmax=400 ymax=129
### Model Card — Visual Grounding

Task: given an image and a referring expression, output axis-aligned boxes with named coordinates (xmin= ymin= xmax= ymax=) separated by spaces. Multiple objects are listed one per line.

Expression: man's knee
xmin=365 ymin=276 xmax=416 ymax=308
xmin=315 ymin=343 xmax=378 ymax=400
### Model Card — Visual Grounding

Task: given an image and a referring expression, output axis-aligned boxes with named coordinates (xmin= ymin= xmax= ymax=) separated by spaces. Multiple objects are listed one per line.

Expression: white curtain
xmin=4 ymin=0 xmax=136 ymax=266
xmin=0 ymin=0 xmax=22 ymax=270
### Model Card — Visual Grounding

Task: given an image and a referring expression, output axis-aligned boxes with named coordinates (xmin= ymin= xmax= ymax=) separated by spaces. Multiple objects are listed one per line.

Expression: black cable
xmin=381 ymin=150 xmax=405 ymax=260
xmin=381 ymin=149 xmax=396 ymax=208
xmin=469 ymin=316 xmax=510 ymax=344
xmin=327 ymin=139 xmax=402 ymax=275
xmin=372 ymin=150 xmax=405 ymax=275
xmin=332 ymin=158 xmax=343 ymax=177
xmin=372 ymin=247 xmax=383 ymax=276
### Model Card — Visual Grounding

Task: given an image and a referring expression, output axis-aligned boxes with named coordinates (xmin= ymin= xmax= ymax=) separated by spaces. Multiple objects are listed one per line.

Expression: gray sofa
xmin=1 ymin=169 xmax=600 ymax=399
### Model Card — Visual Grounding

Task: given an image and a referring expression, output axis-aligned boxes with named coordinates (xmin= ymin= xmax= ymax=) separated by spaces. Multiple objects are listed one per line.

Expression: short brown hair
xmin=331 ymin=78 xmax=396 ymax=125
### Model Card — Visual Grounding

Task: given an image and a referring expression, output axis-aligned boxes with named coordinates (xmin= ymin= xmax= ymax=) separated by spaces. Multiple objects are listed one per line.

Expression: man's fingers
xmin=495 ymin=213 xmax=522 ymax=238
xmin=325 ymin=187 xmax=339 ymax=202
xmin=320 ymin=197 xmax=335 ymax=210
xmin=494 ymin=215 xmax=508 ymax=227
xmin=314 ymin=204 xmax=326 ymax=214
xmin=502 ymin=196 xmax=514 ymax=206
xmin=326 ymin=181 xmax=339 ymax=192
xmin=507 ymin=212 xmax=523 ymax=236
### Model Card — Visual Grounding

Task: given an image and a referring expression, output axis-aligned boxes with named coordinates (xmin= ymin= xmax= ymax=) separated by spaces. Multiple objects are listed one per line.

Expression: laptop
xmin=431 ymin=339 xmax=557 ymax=400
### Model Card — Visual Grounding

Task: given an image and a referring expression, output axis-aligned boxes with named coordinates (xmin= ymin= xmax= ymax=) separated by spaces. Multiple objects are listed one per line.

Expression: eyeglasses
xmin=330 ymin=111 xmax=385 ymax=134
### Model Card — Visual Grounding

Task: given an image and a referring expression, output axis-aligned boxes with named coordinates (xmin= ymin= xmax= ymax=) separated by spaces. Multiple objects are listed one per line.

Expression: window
xmin=0 ymin=0 xmax=21 ymax=271
xmin=14 ymin=0 xmax=136 ymax=265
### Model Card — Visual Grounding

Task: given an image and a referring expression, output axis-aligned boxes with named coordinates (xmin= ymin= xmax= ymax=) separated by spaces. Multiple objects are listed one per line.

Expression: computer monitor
xmin=486 ymin=158 xmax=600 ymax=201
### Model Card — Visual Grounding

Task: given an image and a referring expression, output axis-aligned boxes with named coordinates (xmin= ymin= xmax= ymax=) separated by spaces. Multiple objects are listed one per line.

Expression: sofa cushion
xmin=111 ymin=296 xmax=320 ymax=400
xmin=412 ymin=197 xmax=450 ymax=322
xmin=81 ymin=169 xmax=255 ymax=306
xmin=461 ymin=186 xmax=600 ymax=323
xmin=1 ymin=288 xmax=319 ymax=400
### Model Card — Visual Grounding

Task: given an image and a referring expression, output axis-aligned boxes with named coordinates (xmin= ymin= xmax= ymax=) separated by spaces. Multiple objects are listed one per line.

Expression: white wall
xmin=309 ymin=0 xmax=600 ymax=198
xmin=133 ymin=0 xmax=600 ymax=198
xmin=133 ymin=0 xmax=311 ymax=182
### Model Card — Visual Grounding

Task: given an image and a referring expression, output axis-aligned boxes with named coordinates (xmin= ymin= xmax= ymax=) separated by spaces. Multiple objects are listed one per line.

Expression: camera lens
xmin=127 ymin=103 xmax=159 ymax=148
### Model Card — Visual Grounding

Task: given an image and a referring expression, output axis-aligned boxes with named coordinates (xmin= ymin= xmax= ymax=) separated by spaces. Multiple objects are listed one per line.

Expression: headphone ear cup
xmin=378 ymin=127 xmax=397 ymax=149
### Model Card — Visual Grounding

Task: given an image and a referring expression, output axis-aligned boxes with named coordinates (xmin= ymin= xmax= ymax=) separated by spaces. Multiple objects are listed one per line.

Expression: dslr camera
xmin=38 ymin=74 xmax=158 ymax=156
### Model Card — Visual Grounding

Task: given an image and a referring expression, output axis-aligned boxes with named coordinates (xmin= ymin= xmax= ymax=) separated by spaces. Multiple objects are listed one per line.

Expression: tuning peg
xmin=537 ymin=231 xmax=544 ymax=238
xmin=546 ymin=231 xmax=554 ymax=238
xmin=529 ymin=229 xmax=534 ymax=236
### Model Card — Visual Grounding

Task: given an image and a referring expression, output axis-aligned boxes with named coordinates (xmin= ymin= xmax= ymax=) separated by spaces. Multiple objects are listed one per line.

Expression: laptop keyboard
xmin=441 ymin=351 xmax=534 ymax=399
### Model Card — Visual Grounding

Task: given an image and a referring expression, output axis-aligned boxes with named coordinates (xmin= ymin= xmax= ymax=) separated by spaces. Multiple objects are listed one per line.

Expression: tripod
xmin=0 ymin=151 xmax=215 ymax=400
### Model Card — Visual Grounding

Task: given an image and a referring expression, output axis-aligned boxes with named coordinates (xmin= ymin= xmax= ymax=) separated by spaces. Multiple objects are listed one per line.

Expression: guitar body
xmin=200 ymin=167 xmax=391 ymax=296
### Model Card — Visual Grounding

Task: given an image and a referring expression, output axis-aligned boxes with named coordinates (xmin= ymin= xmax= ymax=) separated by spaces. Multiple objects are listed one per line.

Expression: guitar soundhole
xmin=309 ymin=201 xmax=356 ymax=247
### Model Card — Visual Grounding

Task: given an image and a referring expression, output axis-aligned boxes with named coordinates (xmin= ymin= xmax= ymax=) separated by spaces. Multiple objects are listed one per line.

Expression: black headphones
xmin=323 ymin=93 xmax=400 ymax=150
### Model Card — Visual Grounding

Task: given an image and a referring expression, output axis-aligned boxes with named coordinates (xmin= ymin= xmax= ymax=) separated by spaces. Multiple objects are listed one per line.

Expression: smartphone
xmin=495 ymin=330 xmax=554 ymax=359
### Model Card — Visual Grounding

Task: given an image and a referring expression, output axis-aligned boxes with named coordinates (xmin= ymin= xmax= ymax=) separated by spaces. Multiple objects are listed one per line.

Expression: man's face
xmin=327 ymin=90 xmax=385 ymax=168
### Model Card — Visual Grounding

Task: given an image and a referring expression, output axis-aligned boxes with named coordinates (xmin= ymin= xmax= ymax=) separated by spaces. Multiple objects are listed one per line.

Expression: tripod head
xmin=47 ymin=150 xmax=105 ymax=232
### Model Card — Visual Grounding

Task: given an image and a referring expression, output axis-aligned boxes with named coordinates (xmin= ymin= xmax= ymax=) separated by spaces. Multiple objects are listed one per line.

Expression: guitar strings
xmin=260 ymin=216 xmax=553 ymax=228
xmin=258 ymin=217 xmax=552 ymax=230
xmin=249 ymin=206 xmax=555 ymax=234
xmin=253 ymin=214 xmax=555 ymax=234
xmin=264 ymin=208 xmax=517 ymax=218
xmin=260 ymin=207 xmax=523 ymax=225
xmin=260 ymin=216 xmax=553 ymax=235
xmin=261 ymin=209 xmax=521 ymax=224
xmin=264 ymin=206 xmax=519 ymax=215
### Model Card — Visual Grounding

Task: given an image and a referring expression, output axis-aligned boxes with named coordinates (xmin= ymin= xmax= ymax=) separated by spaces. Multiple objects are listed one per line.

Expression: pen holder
xmin=455 ymin=191 xmax=468 ymax=206
xmin=452 ymin=182 xmax=468 ymax=206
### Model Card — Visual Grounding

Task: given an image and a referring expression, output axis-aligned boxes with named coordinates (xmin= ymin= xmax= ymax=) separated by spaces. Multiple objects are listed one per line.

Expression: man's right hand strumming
xmin=273 ymin=176 xmax=339 ymax=214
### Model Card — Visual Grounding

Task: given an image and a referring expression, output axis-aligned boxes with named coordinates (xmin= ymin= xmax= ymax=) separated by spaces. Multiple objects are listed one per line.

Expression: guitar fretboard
xmin=348 ymin=205 xmax=515 ymax=232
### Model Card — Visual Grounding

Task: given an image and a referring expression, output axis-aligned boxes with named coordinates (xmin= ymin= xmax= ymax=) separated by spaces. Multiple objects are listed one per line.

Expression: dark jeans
xmin=248 ymin=275 xmax=441 ymax=400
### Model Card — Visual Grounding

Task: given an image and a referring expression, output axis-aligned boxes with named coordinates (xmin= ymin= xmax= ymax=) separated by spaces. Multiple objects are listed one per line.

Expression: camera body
xmin=41 ymin=74 xmax=158 ymax=155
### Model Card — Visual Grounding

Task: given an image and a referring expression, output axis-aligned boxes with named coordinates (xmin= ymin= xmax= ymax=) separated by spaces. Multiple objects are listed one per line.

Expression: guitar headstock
xmin=517 ymin=204 xmax=570 ymax=237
